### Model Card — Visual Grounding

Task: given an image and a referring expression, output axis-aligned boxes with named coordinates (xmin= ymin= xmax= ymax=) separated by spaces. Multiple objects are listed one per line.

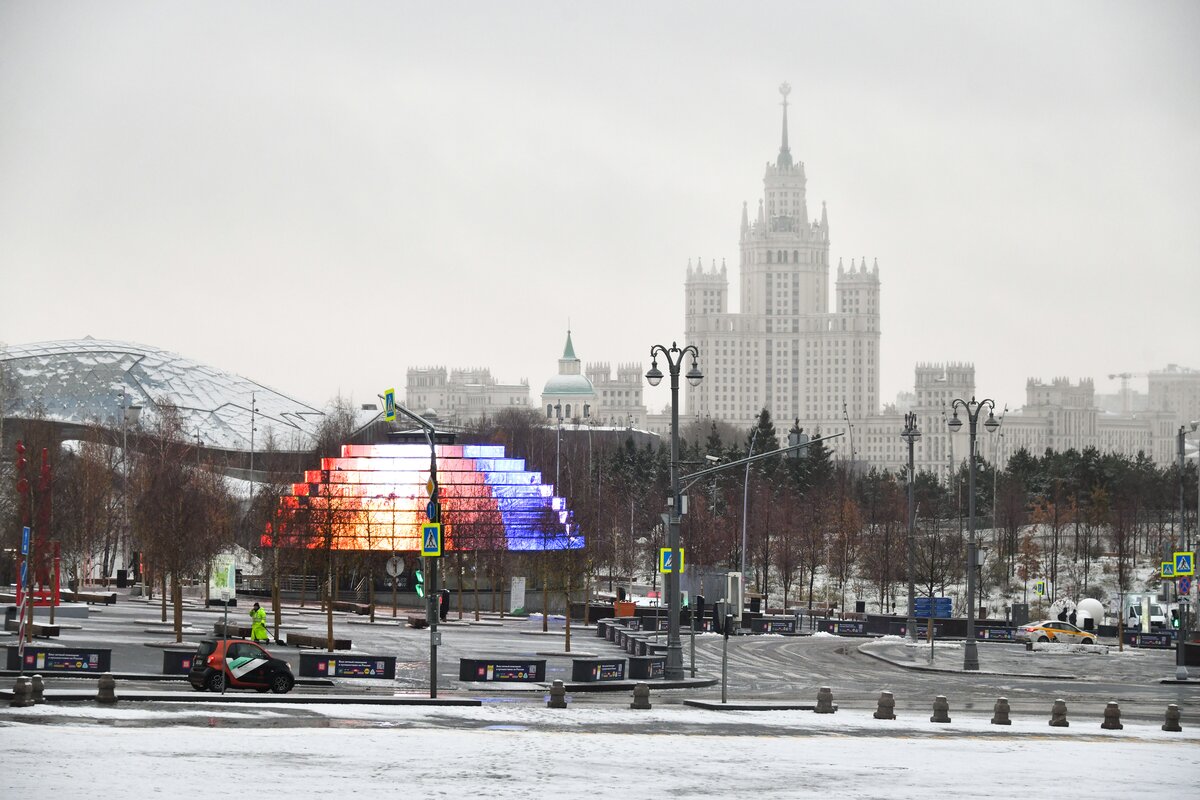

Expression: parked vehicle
xmin=188 ymin=638 xmax=295 ymax=694
xmin=1124 ymin=595 xmax=1168 ymax=631
xmin=1016 ymin=619 xmax=1096 ymax=645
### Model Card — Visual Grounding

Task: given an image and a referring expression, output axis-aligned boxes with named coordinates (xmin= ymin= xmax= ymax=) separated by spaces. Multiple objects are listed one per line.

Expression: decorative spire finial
xmin=777 ymin=82 xmax=793 ymax=169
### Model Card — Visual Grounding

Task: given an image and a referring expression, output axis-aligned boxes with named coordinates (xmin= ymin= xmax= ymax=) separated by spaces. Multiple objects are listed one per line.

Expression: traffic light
xmin=414 ymin=563 xmax=425 ymax=598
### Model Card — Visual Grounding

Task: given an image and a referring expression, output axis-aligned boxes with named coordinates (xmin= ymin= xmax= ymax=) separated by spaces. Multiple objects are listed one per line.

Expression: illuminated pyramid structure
xmin=273 ymin=443 xmax=582 ymax=552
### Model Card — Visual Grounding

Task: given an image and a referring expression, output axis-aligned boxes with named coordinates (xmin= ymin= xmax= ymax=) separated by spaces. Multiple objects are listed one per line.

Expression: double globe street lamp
xmin=948 ymin=396 xmax=999 ymax=671
xmin=646 ymin=341 xmax=703 ymax=680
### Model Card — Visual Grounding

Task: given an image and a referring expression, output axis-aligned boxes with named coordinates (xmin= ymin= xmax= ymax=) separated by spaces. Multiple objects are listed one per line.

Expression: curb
xmin=856 ymin=642 xmax=1077 ymax=680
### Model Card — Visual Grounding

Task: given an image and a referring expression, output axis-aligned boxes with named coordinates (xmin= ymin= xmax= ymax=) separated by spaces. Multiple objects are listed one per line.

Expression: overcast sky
xmin=2 ymin=1 xmax=1197 ymax=421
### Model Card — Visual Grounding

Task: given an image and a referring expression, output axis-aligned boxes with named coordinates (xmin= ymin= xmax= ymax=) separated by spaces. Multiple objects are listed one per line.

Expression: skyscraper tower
xmin=685 ymin=84 xmax=881 ymax=438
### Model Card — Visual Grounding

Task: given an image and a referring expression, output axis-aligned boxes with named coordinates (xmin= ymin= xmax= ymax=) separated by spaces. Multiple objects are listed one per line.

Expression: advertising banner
xmin=209 ymin=556 xmax=236 ymax=602
xmin=509 ymin=576 xmax=526 ymax=613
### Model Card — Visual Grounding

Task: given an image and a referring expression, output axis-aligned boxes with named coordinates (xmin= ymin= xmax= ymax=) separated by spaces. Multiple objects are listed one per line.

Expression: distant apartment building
xmin=404 ymin=366 xmax=529 ymax=424
xmin=844 ymin=365 xmax=1184 ymax=474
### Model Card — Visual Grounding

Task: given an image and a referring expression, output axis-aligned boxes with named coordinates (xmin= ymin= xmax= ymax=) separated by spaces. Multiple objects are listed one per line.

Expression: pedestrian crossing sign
xmin=384 ymin=388 xmax=396 ymax=422
xmin=421 ymin=522 xmax=442 ymax=557
xmin=1162 ymin=561 xmax=1176 ymax=579
xmin=658 ymin=547 xmax=684 ymax=574
xmin=1175 ymin=551 xmax=1195 ymax=577
xmin=1034 ymin=579 xmax=1045 ymax=596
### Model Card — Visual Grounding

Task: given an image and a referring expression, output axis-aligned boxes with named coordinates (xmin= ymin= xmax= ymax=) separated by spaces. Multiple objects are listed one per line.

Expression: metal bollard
xmin=1162 ymin=704 xmax=1182 ymax=733
xmin=97 ymin=672 xmax=118 ymax=704
xmin=1049 ymin=698 xmax=1069 ymax=727
xmin=31 ymin=674 xmax=45 ymax=704
xmin=991 ymin=697 xmax=1012 ymax=725
xmin=630 ymin=682 xmax=651 ymax=710
xmin=1101 ymin=701 xmax=1123 ymax=730
xmin=873 ymin=691 xmax=896 ymax=720
xmin=547 ymin=679 xmax=567 ymax=709
xmin=930 ymin=695 xmax=951 ymax=723
xmin=10 ymin=677 xmax=33 ymax=708
xmin=815 ymin=686 xmax=836 ymax=714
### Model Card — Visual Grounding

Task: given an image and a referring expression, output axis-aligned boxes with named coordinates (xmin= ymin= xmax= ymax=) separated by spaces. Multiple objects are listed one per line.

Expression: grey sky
xmin=2 ymin=1 xmax=1197 ymax=422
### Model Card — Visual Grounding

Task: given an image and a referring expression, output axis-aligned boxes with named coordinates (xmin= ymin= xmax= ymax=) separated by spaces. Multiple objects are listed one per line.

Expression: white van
xmin=1124 ymin=595 xmax=1167 ymax=631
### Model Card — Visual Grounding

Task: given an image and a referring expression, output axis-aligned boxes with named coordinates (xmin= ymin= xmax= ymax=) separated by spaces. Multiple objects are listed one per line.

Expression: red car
xmin=188 ymin=639 xmax=295 ymax=694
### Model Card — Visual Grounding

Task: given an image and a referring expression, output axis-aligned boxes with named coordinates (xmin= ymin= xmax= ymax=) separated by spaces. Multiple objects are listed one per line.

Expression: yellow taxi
xmin=1016 ymin=619 xmax=1096 ymax=645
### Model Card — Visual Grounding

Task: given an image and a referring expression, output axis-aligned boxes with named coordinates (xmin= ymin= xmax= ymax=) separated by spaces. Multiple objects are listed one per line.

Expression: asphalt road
xmin=6 ymin=592 xmax=1198 ymax=726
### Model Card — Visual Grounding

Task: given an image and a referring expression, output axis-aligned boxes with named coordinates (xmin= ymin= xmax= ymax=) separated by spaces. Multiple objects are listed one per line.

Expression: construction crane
xmin=1106 ymin=372 xmax=1147 ymax=415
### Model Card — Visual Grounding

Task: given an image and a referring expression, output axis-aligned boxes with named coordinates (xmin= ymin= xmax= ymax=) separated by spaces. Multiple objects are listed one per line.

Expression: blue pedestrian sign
xmin=1162 ymin=561 xmax=1176 ymax=579
xmin=384 ymin=388 xmax=396 ymax=422
xmin=658 ymin=547 xmax=684 ymax=574
xmin=421 ymin=522 xmax=443 ymax=558
xmin=1034 ymin=579 xmax=1046 ymax=596
xmin=1174 ymin=551 xmax=1195 ymax=577
xmin=21 ymin=526 xmax=30 ymax=556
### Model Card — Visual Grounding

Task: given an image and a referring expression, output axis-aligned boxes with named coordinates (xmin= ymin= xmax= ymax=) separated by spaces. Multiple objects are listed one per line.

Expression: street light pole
xmin=947 ymin=396 xmax=999 ymax=671
xmin=1175 ymin=422 xmax=1198 ymax=681
xmin=547 ymin=402 xmax=563 ymax=633
xmin=901 ymin=413 xmax=921 ymax=641
xmin=645 ymin=341 xmax=703 ymax=680
xmin=741 ymin=428 xmax=758 ymax=585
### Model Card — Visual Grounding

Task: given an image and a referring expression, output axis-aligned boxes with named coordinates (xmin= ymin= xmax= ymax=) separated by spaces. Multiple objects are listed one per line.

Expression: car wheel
xmin=270 ymin=673 xmax=294 ymax=694
xmin=1081 ymin=637 xmax=1094 ymax=645
xmin=1037 ymin=635 xmax=1049 ymax=643
xmin=206 ymin=671 xmax=226 ymax=692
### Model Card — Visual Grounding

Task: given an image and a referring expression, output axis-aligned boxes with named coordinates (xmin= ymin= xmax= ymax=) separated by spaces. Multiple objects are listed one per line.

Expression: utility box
xmin=725 ymin=572 xmax=743 ymax=621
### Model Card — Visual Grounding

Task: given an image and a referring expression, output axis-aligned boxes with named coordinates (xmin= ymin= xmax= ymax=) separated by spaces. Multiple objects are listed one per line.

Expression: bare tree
xmin=132 ymin=405 xmax=230 ymax=641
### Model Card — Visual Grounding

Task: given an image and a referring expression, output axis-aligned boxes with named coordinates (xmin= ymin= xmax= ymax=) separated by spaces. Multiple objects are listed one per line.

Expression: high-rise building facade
xmin=685 ymin=84 xmax=880 ymax=438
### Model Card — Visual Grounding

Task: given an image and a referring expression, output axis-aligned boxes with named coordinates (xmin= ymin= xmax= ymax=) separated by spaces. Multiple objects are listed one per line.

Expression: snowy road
xmin=2 ymin=702 xmax=1198 ymax=798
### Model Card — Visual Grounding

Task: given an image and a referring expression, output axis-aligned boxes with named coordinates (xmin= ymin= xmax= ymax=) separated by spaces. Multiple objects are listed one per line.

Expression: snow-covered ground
xmin=3 ymin=701 xmax=1197 ymax=797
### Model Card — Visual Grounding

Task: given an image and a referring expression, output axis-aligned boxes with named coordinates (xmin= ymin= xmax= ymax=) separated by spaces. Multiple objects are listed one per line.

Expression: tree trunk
xmin=173 ymin=575 xmax=184 ymax=643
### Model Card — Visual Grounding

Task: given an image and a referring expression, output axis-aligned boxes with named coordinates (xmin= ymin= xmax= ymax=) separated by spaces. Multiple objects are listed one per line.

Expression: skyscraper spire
xmin=777 ymin=82 xmax=793 ymax=169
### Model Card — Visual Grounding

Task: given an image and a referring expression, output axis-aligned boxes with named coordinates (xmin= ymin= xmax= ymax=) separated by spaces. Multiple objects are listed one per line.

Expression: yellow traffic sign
xmin=1161 ymin=561 xmax=1176 ymax=579
xmin=1174 ymin=551 xmax=1195 ymax=577
xmin=421 ymin=523 xmax=443 ymax=558
xmin=384 ymin=388 xmax=396 ymax=422
xmin=659 ymin=547 xmax=684 ymax=574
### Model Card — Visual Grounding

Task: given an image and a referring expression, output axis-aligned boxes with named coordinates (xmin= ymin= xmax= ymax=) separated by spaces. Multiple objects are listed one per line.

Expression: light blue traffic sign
xmin=20 ymin=561 xmax=27 ymax=586
xmin=1162 ymin=561 xmax=1176 ymax=579
xmin=21 ymin=526 xmax=30 ymax=556
xmin=1175 ymin=551 xmax=1195 ymax=577
xmin=421 ymin=522 xmax=442 ymax=557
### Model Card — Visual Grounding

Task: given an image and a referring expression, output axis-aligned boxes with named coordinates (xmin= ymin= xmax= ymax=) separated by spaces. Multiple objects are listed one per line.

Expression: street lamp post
xmin=645 ymin=341 xmax=703 ymax=680
xmin=947 ymin=395 xmax=999 ymax=671
xmin=900 ymin=413 xmax=921 ymax=641
xmin=741 ymin=428 xmax=758 ymax=585
xmin=548 ymin=402 xmax=564 ymax=634
xmin=1175 ymin=422 xmax=1198 ymax=680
